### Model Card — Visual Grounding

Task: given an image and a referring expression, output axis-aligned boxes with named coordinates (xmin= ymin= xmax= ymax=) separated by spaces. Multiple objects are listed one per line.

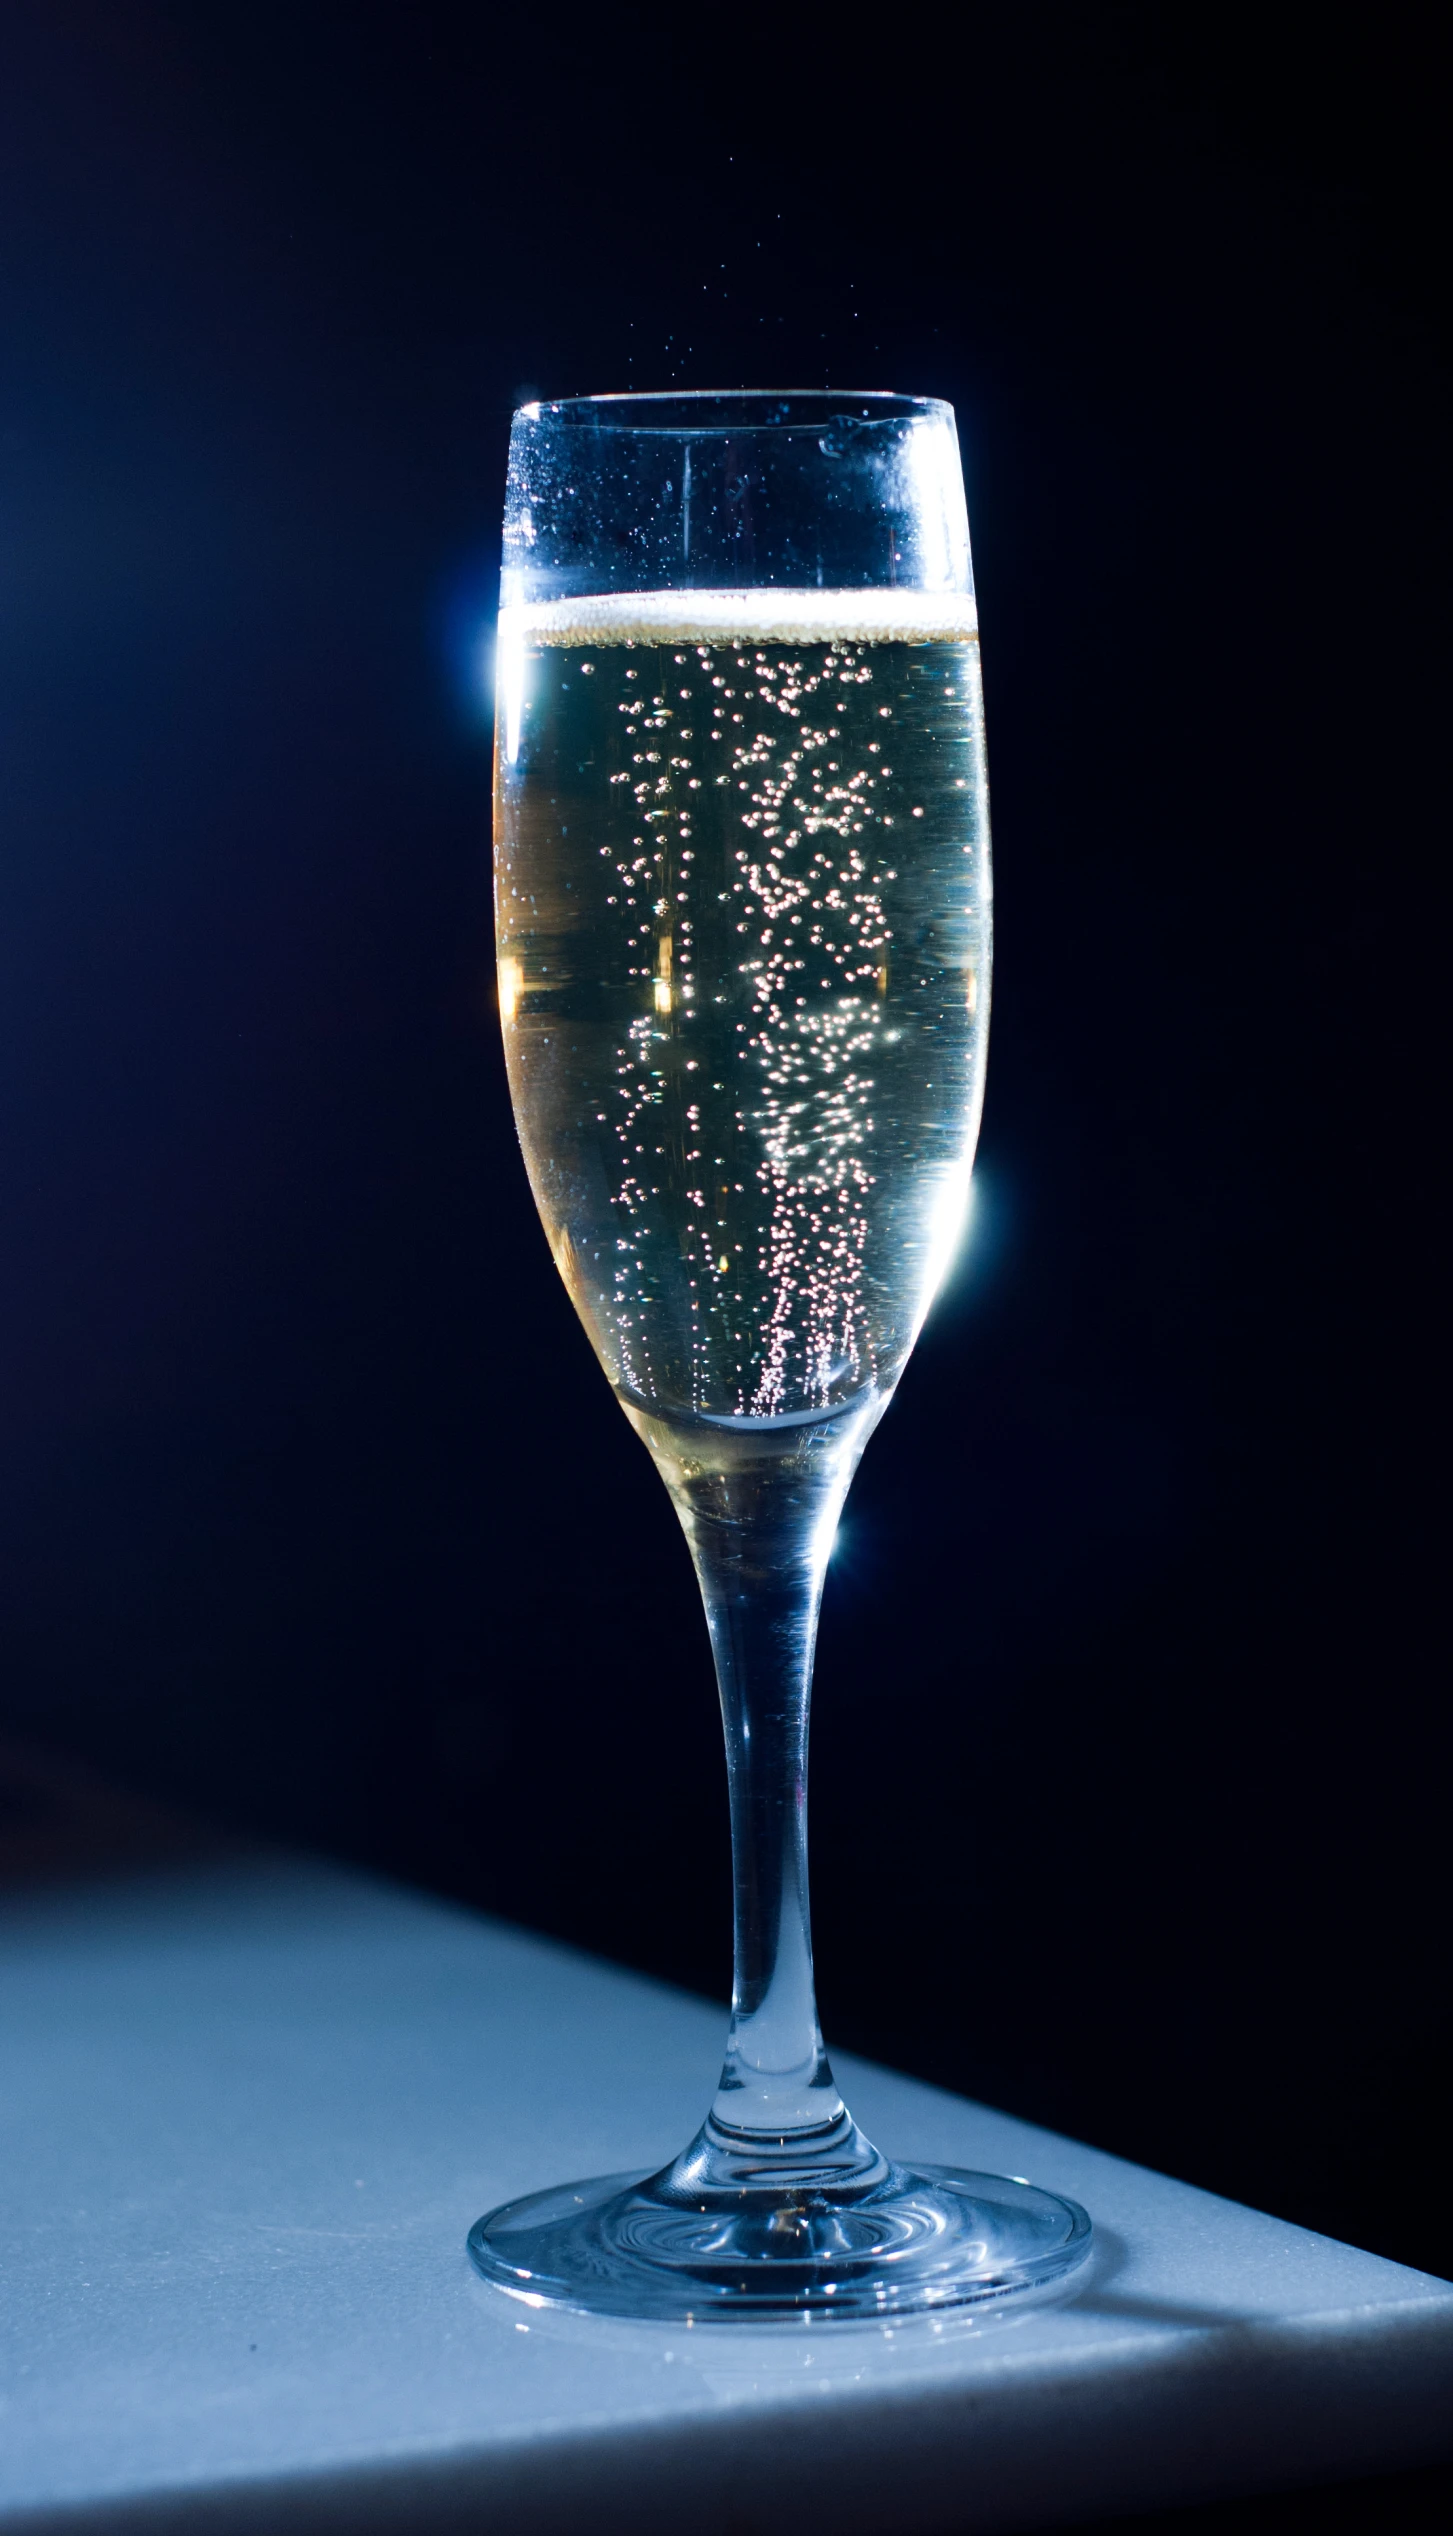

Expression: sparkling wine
xmin=495 ymin=589 xmax=990 ymax=1432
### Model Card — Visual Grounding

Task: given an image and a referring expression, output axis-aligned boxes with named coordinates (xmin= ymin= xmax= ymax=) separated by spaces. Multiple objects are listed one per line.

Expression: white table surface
xmin=2 ymin=1854 xmax=1450 ymax=2534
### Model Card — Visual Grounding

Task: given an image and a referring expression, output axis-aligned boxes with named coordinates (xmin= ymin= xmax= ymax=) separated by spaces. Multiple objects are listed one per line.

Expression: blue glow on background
xmin=437 ymin=557 xmax=498 ymax=728
xmin=934 ymin=1165 xmax=1012 ymax=1308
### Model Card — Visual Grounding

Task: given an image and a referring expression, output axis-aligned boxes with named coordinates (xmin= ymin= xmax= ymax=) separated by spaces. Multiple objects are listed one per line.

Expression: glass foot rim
xmin=468 ymin=2162 xmax=1093 ymax=2322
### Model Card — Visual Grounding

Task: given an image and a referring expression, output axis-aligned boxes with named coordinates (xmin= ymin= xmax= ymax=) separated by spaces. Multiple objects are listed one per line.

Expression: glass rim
xmin=514 ymin=388 xmax=953 ymax=433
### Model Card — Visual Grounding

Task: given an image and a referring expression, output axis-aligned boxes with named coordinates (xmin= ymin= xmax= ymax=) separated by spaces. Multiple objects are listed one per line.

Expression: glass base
xmin=468 ymin=2158 xmax=1092 ymax=2321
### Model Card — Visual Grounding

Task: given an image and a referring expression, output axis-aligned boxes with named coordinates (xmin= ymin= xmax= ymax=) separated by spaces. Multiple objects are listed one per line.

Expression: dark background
xmin=1 ymin=0 xmax=1446 ymax=2339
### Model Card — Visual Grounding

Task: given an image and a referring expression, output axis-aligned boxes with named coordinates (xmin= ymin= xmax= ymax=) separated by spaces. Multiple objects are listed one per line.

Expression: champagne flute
xmin=469 ymin=391 xmax=1091 ymax=2318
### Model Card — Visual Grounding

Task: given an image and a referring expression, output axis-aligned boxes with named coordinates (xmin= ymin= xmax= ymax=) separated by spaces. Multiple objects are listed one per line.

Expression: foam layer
xmin=506 ymin=587 xmax=979 ymax=647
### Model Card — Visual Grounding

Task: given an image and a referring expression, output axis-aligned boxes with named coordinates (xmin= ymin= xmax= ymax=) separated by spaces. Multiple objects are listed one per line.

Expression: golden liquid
xmin=496 ymin=592 xmax=990 ymax=1430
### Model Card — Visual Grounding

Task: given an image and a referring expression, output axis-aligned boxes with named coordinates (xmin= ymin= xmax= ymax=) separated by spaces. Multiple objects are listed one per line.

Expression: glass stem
xmin=630 ymin=1395 xmax=890 ymax=2197
xmin=698 ymin=1480 xmax=838 ymax=2136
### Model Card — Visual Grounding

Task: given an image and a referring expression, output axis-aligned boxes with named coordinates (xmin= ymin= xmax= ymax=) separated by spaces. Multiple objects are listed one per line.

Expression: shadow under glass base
xmin=468 ymin=2157 xmax=1092 ymax=2322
